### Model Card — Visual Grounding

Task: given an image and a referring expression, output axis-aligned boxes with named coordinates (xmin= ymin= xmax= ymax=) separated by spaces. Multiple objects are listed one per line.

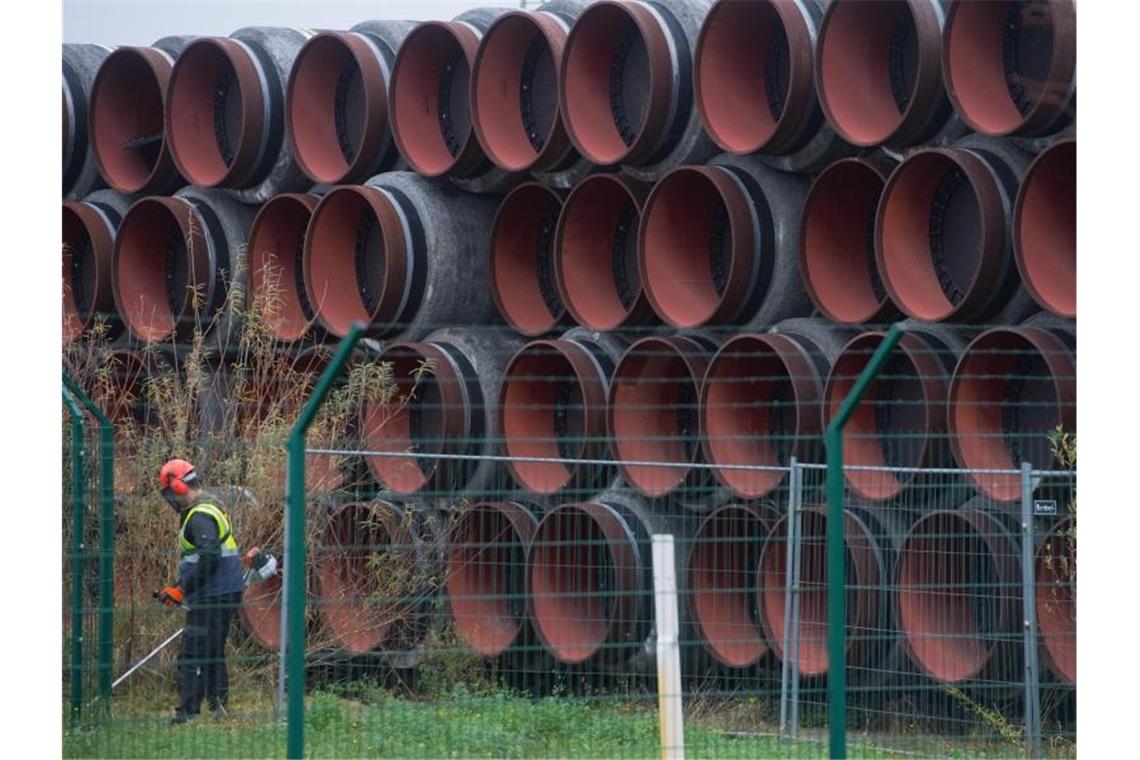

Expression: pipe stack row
xmin=62 ymin=0 xmax=1076 ymax=704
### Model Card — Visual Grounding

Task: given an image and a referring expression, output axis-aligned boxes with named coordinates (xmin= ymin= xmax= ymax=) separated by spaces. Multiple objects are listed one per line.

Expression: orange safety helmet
xmin=159 ymin=458 xmax=200 ymax=497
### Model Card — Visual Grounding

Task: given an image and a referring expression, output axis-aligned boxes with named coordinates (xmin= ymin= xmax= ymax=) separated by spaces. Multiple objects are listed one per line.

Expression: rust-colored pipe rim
xmin=1035 ymin=516 xmax=1075 ymax=684
xmin=528 ymin=501 xmax=641 ymax=664
xmin=112 ymin=196 xmax=209 ymax=343
xmin=303 ymin=185 xmax=410 ymax=339
xmin=287 ymin=32 xmax=391 ymax=185
xmin=554 ymin=173 xmax=651 ymax=331
xmin=389 ymin=21 xmax=485 ymax=178
xmin=876 ymin=148 xmax=1007 ymax=322
xmin=694 ymin=0 xmax=817 ymax=156
xmin=472 ymin=10 xmax=574 ymax=173
xmin=700 ymin=333 xmax=820 ymax=499
xmin=823 ymin=330 xmax=949 ymax=501
xmin=1013 ymin=139 xmax=1075 ymax=318
xmin=166 ymin=37 xmax=267 ymax=188
xmin=359 ymin=342 xmax=467 ymax=495
xmin=800 ymin=157 xmax=898 ymax=324
xmin=500 ymin=339 xmax=608 ymax=494
xmin=640 ymin=165 xmax=758 ymax=328
xmin=63 ymin=201 xmax=118 ymax=343
xmin=314 ymin=500 xmax=415 ymax=653
xmin=249 ymin=193 xmax=319 ymax=343
xmin=90 ymin=46 xmax=179 ymax=194
xmin=816 ymin=0 xmax=945 ymax=146
xmin=491 ymin=183 xmax=566 ymax=336
xmin=687 ymin=502 xmax=772 ymax=669
xmin=942 ymin=0 xmax=1076 ymax=137
xmin=559 ymin=0 xmax=673 ymax=166
xmin=897 ymin=509 xmax=1019 ymax=683
xmin=609 ymin=335 xmax=711 ymax=498
xmin=757 ymin=506 xmax=881 ymax=677
xmin=446 ymin=501 xmax=539 ymax=657
xmin=948 ymin=326 xmax=1075 ymax=502
xmin=241 ymin=557 xmax=284 ymax=649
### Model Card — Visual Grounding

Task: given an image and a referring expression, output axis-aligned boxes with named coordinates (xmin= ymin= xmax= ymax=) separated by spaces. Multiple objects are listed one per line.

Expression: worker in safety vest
xmin=155 ymin=459 xmax=245 ymax=724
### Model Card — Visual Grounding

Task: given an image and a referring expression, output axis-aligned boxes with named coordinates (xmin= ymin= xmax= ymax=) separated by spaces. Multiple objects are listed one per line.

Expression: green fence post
xmin=63 ymin=374 xmax=115 ymax=708
xmin=283 ymin=323 xmax=365 ymax=759
xmin=824 ymin=325 xmax=903 ymax=759
xmin=63 ymin=386 xmax=87 ymax=723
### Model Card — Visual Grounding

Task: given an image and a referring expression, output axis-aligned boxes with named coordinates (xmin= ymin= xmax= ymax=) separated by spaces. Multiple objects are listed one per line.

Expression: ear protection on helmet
xmin=167 ymin=467 xmax=200 ymax=496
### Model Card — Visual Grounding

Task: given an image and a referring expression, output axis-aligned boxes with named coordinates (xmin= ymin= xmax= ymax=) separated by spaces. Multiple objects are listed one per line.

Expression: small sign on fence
xmin=1034 ymin=499 xmax=1059 ymax=516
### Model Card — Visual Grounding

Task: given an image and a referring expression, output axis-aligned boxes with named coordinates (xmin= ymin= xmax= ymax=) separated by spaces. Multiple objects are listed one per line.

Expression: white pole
xmin=653 ymin=534 xmax=685 ymax=760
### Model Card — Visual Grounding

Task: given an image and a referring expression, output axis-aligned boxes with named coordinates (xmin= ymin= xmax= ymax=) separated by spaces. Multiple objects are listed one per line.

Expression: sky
xmin=63 ymin=0 xmax=526 ymax=46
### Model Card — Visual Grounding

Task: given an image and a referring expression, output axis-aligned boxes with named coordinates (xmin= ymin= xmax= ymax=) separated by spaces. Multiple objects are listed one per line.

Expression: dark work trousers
xmin=178 ymin=591 xmax=242 ymax=715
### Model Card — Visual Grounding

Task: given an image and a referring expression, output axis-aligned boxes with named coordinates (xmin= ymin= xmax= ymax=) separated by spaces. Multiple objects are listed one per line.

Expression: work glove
xmin=156 ymin=586 xmax=185 ymax=607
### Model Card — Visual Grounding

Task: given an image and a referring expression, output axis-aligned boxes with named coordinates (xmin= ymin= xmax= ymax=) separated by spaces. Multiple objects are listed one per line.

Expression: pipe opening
xmin=241 ymin=552 xmax=284 ymax=649
xmin=491 ymin=184 xmax=564 ymax=336
xmin=91 ymin=48 xmax=168 ymax=192
xmin=249 ymin=194 xmax=316 ymax=342
xmin=1015 ymin=140 xmax=1075 ymax=317
xmin=114 ymin=199 xmax=195 ymax=342
xmin=1035 ymin=518 xmax=1075 ymax=684
xmin=63 ymin=206 xmax=102 ymax=341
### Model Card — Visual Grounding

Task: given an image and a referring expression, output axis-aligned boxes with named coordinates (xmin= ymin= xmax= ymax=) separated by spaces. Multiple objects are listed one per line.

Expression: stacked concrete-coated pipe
xmin=64 ymin=43 xmax=112 ymax=199
xmin=63 ymin=189 xmax=132 ymax=343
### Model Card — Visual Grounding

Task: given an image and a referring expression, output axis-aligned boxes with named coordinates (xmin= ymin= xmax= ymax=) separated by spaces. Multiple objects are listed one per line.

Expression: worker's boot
xmin=170 ymin=710 xmax=196 ymax=726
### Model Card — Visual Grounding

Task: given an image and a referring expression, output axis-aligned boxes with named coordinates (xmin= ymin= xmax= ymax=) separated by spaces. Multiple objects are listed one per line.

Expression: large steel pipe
xmin=695 ymin=0 xmax=846 ymax=172
xmin=314 ymin=500 xmax=438 ymax=654
xmin=554 ymin=173 xmax=653 ymax=332
xmin=500 ymin=329 xmax=625 ymax=496
xmin=897 ymin=508 xmax=1021 ymax=684
xmin=559 ymin=0 xmax=715 ymax=181
xmin=943 ymin=0 xmax=1076 ymax=137
xmin=1014 ymin=139 xmax=1075 ymax=318
xmin=1036 ymin=516 xmax=1075 ymax=685
xmin=948 ymin=325 xmax=1075 ymax=502
xmin=816 ymin=0 xmax=956 ymax=148
xmin=64 ymin=44 xmax=111 ymax=199
xmin=876 ymin=139 xmax=1035 ymax=323
xmin=639 ymin=154 xmax=812 ymax=329
xmin=823 ymin=324 xmax=966 ymax=502
xmin=701 ymin=319 xmax=851 ymax=499
xmin=446 ymin=500 xmax=541 ymax=657
xmin=686 ymin=502 xmax=776 ymax=669
xmin=360 ymin=328 xmax=522 ymax=498
xmin=248 ymin=192 xmax=322 ymax=343
xmin=112 ymin=187 xmax=255 ymax=346
xmin=389 ymin=9 xmax=522 ymax=193
xmin=471 ymin=1 xmax=589 ymax=184
xmin=490 ymin=183 xmax=567 ymax=336
xmin=304 ymin=172 xmax=499 ymax=341
xmin=63 ymin=189 xmax=132 ymax=343
xmin=286 ymin=21 xmax=415 ymax=185
xmin=528 ymin=491 xmax=680 ymax=665
xmin=609 ymin=335 xmax=719 ymax=506
xmin=166 ymin=28 xmax=311 ymax=202
xmin=89 ymin=37 xmax=193 ymax=195
xmin=799 ymin=156 xmax=899 ymax=325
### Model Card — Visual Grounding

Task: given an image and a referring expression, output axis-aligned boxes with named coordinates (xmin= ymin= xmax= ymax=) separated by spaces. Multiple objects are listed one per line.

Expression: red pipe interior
xmin=167 ymin=42 xmax=243 ymax=186
xmin=1016 ymin=140 xmax=1076 ymax=317
xmin=491 ymin=184 xmax=564 ymax=335
xmin=1035 ymin=518 xmax=1076 ymax=684
xmin=249 ymin=195 xmax=313 ymax=342
xmin=114 ymin=199 xmax=184 ymax=342
xmin=92 ymin=49 xmax=168 ymax=192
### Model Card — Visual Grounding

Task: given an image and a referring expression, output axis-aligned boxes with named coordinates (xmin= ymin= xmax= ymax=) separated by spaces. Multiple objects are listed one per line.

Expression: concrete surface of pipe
xmin=389 ymin=9 xmax=523 ymax=193
xmin=639 ymin=154 xmax=812 ymax=329
xmin=286 ymin=20 xmax=416 ymax=185
xmin=500 ymin=329 xmax=625 ymax=496
xmin=948 ymin=325 xmax=1075 ymax=502
xmin=1014 ymin=138 xmax=1075 ymax=318
xmin=799 ymin=156 xmax=899 ymax=325
xmin=247 ymin=192 xmax=323 ymax=343
xmin=166 ymin=27 xmax=311 ymax=202
xmin=876 ymin=138 xmax=1035 ymax=324
xmin=359 ymin=327 xmax=523 ymax=498
xmin=1035 ymin=516 xmax=1075 ymax=685
xmin=112 ymin=187 xmax=254 ymax=346
xmin=89 ymin=37 xmax=194 ymax=195
xmin=822 ymin=324 xmax=967 ymax=502
xmin=471 ymin=1 xmax=591 ymax=186
xmin=553 ymin=172 xmax=654 ymax=331
xmin=63 ymin=189 xmax=132 ymax=344
xmin=694 ymin=0 xmax=850 ymax=173
xmin=490 ymin=182 xmax=568 ymax=336
xmin=559 ymin=0 xmax=715 ymax=181
xmin=304 ymin=172 xmax=500 ymax=341
xmin=64 ymin=43 xmax=112 ymax=199
xmin=816 ymin=0 xmax=958 ymax=148
xmin=700 ymin=319 xmax=852 ymax=499
xmin=942 ymin=0 xmax=1076 ymax=137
